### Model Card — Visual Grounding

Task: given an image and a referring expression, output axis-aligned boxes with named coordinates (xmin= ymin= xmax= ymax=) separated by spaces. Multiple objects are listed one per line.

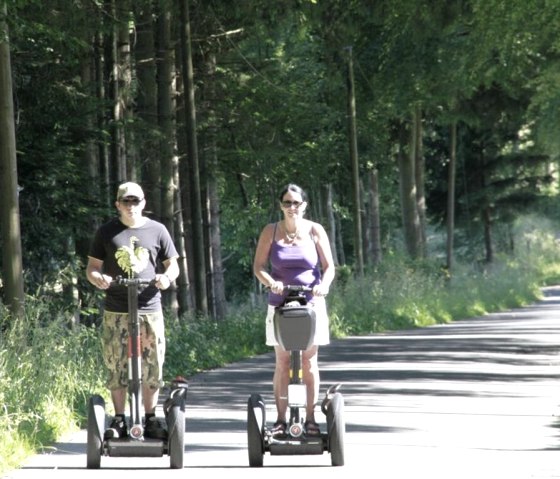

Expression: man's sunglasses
xmin=281 ymin=200 xmax=303 ymax=208
xmin=119 ymin=197 xmax=143 ymax=205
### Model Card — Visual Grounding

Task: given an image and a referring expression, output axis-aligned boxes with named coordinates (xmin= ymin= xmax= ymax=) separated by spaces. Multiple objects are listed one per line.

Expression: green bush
xmin=164 ymin=303 xmax=268 ymax=379
xmin=0 ymin=298 xmax=106 ymax=474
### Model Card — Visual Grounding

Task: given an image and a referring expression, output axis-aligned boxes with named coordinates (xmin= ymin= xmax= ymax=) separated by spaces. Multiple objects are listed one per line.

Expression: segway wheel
xmin=247 ymin=393 xmax=265 ymax=467
xmin=167 ymin=405 xmax=185 ymax=469
xmin=326 ymin=392 xmax=345 ymax=467
xmin=86 ymin=394 xmax=105 ymax=469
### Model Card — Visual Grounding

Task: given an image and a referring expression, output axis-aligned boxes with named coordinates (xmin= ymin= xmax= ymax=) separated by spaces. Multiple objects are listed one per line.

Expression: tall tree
xmin=0 ymin=0 xmax=24 ymax=317
xmin=345 ymin=46 xmax=364 ymax=274
xmin=108 ymin=0 xmax=132 ymax=183
xmin=134 ymin=0 xmax=161 ymax=215
xmin=157 ymin=0 xmax=185 ymax=314
xmin=179 ymin=0 xmax=207 ymax=315
xmin=413 ymin=105 xmax=427 ymax=257
xmin=201 ymin=47 xmax=227 ymax=320
xmin=446 ymin=121 xmax=457 ymax=272
xmin=397 ymin=122 xmax=422 ymax=259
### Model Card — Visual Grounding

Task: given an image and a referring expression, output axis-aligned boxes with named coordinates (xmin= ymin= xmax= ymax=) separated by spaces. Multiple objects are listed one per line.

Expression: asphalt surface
xmin=5 ymin=285 xmax=560 ymax=478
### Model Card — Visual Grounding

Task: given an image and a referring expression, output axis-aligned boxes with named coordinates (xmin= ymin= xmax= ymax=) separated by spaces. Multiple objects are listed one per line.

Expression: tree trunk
xmin=477 ymin=144 xmax=492 ymax=264
xmin=203 ymin=50 xmax=227 ymax=320
xmin=175 ymin=72 xmax=196 ymax=313
xmin=368 ymin=168 xmax=382 ymax=266
xmin=483 ymin=206 xmax=493 ymax=263
xmin=76 ymin=29 xmax=102 ymax=318
xmin=446 ymin=121 xmax=457 ymax=273
xmin=413 ymin=105 xmax=426 ymax=257
xmin=135 ymin=1 xmax=161 ymax=216
xmin=156 ymin=0 xmax=181 ymax=315
xmin=108 ymin=0 xmax=131 ymax=183
xmin=397 ymin=122 xmax=421 ymax=259
xmin=335 ymin=212 xmax=346 ymax=266
xmin=345 ymin=46 xmax=363 ymax=274
xmin=323 ymin=184 xmax=339 ymax=267
xmin=0 ymin=1 xmax=25 ymax=318
xmin=179 ymin=0 xmax=208 ymax=315
xmin=95 ymin=28 xmax=111 ymax=206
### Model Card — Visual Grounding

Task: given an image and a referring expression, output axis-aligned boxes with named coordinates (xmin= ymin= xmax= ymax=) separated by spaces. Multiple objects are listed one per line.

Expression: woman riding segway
xmin=252 ymin=183 xmax=336 ymax=438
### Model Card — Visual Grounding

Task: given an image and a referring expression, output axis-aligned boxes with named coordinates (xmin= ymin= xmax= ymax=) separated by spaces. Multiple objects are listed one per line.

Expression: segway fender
xmin=321 ymin=383 xmax=342 ymax=415
xmin=90 ymin=394 xmax=106 ymax=436
xmin=164 ymin=378 xmax=189 ymax=415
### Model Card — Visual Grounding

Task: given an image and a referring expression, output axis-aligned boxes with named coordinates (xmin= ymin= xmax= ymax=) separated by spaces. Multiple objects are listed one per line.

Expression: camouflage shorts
xmin=102 ymin=311 xmax=165 ymax=390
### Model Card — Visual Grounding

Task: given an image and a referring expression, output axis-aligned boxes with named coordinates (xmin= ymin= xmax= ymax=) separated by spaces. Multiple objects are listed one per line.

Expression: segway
xmin=87 ymin=276 xmax=188 ymax=469
xmin=247 ymin=285 xmax=345 ymax=467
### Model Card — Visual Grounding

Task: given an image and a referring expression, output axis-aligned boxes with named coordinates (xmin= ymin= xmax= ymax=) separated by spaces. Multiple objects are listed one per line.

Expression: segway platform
xmin=268 ymin=435 xmax=325 ymax=456
xmin=87 ymin=377 xmax=188 ymax=468
xmin=105 ymin=437 xmax=165 ymax=457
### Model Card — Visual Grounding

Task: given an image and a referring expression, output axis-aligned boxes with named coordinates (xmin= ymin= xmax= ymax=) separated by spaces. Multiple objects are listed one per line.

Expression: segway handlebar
xmin=110 ymin=276 xmax=155 ymax=287
xmin=282 ymin=284 xmax=313 ymax=293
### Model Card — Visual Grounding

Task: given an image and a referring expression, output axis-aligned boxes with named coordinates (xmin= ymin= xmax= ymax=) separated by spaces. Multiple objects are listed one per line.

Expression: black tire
xmin=247 ymin=393 xmax=265 ymax=467
xmin=86 ymin=395 xmax=105 ymax=469
xmin=167 ymin=405 xmax=185 ymax=469
xmin=327 ymin=392 xmax=345 ymax=466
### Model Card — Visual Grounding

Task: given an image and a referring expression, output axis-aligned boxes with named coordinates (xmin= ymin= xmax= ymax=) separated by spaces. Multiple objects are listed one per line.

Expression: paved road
xmin=5 ymin=286 xmax=560 ymax=478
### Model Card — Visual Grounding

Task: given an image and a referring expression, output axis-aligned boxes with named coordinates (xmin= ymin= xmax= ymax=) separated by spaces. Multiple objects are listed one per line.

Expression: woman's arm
xmin=312 ymin=222 xmax=335 ymax=295
xmin=253 ymin=223 xmax=279 ymax=290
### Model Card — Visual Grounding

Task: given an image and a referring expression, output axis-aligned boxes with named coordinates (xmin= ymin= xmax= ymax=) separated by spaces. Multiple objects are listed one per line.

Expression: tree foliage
xmin=1 ymin=0 xmax=560 ymax=313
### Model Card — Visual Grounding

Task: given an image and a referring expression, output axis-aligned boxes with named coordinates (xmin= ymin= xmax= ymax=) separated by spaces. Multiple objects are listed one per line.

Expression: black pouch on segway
xmin=273 ymin=299 xmax=316 ymax=351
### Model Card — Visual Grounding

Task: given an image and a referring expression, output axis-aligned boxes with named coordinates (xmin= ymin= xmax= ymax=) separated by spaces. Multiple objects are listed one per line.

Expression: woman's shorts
xmin=102 ymin=311 xmax=165 ymax=390
xmin=265 ymin=297 xmax=330 ymax=347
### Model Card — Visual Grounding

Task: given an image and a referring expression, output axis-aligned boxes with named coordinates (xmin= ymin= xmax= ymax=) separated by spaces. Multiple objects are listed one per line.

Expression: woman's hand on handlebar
xmin=312 ymin=284 xmax=329 ymax=297
xmin=270 ymin=283 xmax=327 ymax=297
xmin=269 ymin=281 xmax=284 ymax=295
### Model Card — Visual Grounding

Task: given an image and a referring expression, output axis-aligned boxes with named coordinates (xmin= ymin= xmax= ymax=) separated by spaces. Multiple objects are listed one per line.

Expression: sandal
xmin=271 ymin=420 xmax=287 ymax=437
xmin=304 ymin=419 xmax=321 ymax=436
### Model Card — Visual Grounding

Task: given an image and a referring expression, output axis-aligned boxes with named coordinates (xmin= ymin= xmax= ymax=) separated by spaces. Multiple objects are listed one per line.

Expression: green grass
xmin=2 ymin=218 xmax=560 ymax=474
xmin=0 ymin=297 xmax=106 ymax=473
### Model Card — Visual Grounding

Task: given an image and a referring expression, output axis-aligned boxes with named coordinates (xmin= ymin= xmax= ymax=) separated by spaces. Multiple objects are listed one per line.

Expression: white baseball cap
xmin=117 ymin=182 xmax=144 ymax=200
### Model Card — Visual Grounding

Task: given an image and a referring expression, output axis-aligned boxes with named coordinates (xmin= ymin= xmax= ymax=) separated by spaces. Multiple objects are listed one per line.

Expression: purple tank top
xmin=268 ymin=223 xmax=321 ymax=306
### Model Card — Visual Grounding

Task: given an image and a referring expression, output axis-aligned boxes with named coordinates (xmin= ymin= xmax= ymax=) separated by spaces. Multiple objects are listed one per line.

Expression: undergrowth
xmin=2 ymin=219 xmax=560 ymax=474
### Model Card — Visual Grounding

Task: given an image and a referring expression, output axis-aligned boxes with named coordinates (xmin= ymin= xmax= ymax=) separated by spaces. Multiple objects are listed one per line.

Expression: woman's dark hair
xmin=278 ymin=183 xmax=308 ymax=202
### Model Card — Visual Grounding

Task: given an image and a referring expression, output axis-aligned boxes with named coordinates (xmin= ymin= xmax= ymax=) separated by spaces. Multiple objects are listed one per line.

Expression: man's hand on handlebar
xmin=92 ymin=275 xmax=169 ymax=290
xmin=92 ymin=272 xmax=112 ymax=290
xmin=155 ymin=274 xmax=172 ymax=290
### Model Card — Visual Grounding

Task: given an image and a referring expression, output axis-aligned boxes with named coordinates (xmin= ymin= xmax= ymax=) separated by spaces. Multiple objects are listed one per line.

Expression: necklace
xmin=284 ymin=222 xmax=299 ymax=241
xmin=286 ymin=229 xmax=298 ymax=240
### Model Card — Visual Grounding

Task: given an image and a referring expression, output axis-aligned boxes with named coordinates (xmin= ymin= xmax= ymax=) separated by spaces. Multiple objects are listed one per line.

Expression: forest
xmin=5 ymin=1 xmax=560 ymax=472
xmin=1 ymin=0 xmax=560 ymax=319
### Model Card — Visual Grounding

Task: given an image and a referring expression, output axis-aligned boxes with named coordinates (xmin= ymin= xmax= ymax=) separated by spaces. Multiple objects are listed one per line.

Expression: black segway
xmin=247 ymin=285 xmax=345 ymax=467
xmin=87 ymin=276 xmax=188 ymax=469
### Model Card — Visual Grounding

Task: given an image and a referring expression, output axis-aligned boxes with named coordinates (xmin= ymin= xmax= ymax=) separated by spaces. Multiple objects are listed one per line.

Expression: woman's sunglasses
xmin=281 ymin=200 xmax=303 ymax=208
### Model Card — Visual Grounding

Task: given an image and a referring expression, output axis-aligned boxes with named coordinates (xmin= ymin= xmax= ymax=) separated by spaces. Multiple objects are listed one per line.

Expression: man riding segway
xmin=86 ymin=182 xmax=185 ymax=468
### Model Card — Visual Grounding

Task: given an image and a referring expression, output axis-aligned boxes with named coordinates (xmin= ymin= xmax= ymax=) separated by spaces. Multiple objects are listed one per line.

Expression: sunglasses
xmin=281 ymin=200 xmax=303 ymax=208
xmin=119 ymin=197 xmax=143 ymax=205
